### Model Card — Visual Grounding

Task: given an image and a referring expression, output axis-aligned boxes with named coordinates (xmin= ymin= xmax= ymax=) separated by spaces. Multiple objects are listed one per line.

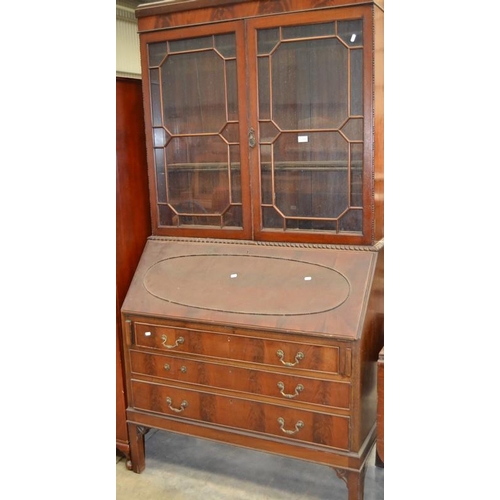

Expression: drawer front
xmin=133 ymin=322 xmax=340 ymax=374
xmin=130 ymin=350 xmax=350 ymax=410
xmin=130 ymin=380 xmax=350 ymax=451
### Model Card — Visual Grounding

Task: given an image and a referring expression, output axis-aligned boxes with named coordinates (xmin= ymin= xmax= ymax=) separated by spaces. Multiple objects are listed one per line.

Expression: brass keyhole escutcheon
xmin=248 ymin=128 xmax=256 ymax=148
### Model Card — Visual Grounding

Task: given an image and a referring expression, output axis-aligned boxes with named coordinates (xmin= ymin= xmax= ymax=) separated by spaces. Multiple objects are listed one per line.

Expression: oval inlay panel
xmin=143 ymin=254 xmax=350 ymax=316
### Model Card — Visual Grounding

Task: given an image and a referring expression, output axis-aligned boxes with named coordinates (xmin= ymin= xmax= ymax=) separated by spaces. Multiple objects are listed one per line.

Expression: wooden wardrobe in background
xmin=116 ymin=77 xmax=151 ymax=460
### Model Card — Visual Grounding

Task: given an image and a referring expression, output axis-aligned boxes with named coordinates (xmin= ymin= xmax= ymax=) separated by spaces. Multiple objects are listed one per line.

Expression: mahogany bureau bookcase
xmin=121 ymin=1 xmax=384 ymax=499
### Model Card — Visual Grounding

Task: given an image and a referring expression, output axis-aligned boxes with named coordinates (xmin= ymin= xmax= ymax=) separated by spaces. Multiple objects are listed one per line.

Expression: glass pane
xmin=257 ymin=28 xmax=280 ymax=55
xmin=350 ymin=143 xmax=363 ymax=207
xmin=150 ymin=31 xmax=243 ymax=231
xmin=260 ymin=144 xmax=273 ymax=205
xmin=158 ymin=204 xmax=176 ymax=226
xmin=338 ymin=20 xmax=363 ymax=47
xmin=166 ymin=135 xmax=227 ymax=167
xmin=153 ymin=127 xmax=168 ymax=147
xmin=175 ymin=200 xmax=210 ymax=214
xmin=225 ymin=60 xmax=239 ymax=121
xmin=274 ymin=132 xmax=348 ymax=165
xmin=271 ymin=38 xmax=348 ymax=130
xmin=339 ymin=209 xmax=362 ymax=232
xmin=215 ymin=33 xmax=236 ymax=58
xmin=229 ymin=145 xmax=242 ymax=204
xmin=262 ymin=206 xmax=283 ymax=228
xmin=258 ymin=19 xmax=366 ymax=233
xmin=272 ymin=132 xmax=349 ymax=219
xmin=350 ymin=49 xmax=363 ymax=116
xmin=161 ymin=51 xmax=226 ymax=134
xmin=258 ymin=57 xmax=271 ymax=120
xmin=259 ymin=121 xmax=280 ymax=143
xmin=223 ymin=205 xmax=242 ymax=227
xmin=311 ymin=220 xmax=337 ymax=231
xmin=282 ymin=22 xmax=334 ymax=40
xmin=178 ymin=214 xmax=221 ymax=227
xmin=149 ymin=69 xmax=162 ymax=127
xmin=286 ymin=219 xmax=338 ymax=231
xmin=221 ymin=123 xmax=239 ymax=143
xmin=149 ymin=42 xmax=167 ymax=66
xmin=169 ymin=36 xmax=213 ymax=52
xmin=260 ymin=144 xmax=272 ymax=164
xmin=211 ymin=183 xmax=230 ymax=214
xmin=165 ymin=136 xmax=229 ymax=215
xmin=261 ymin=162 xmax=273 ymax=205
xmin=154 ymin=148 xmax=167 ymax=203
xmin=341 ymin=118 xmax=363 ymax=141
xmin=274 ymin=168 xmax=349 ymax=219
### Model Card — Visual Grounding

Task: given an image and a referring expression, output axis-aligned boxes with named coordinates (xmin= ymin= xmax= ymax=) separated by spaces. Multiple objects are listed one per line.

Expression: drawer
xmin=130 ymin=380 xmax=350 ymax=451
xmin=130 ymin=350 xmax=350 ymax=410
xmin=132 ymin=321 xmax=341 ymax=374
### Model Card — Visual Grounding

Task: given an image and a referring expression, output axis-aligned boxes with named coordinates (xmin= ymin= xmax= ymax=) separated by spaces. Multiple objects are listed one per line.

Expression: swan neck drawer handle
xmin=277 ymin=382 xmax=304 ymax=399
xmin=161 ymin=334 xmax=185 ymax=349
xmin=276 ymin=349 xmax=304 ymax=367
xmin=277 ymin=417 xmax=304 ymax=435
xmin=166 ymin=397 xmax=188 ymax=413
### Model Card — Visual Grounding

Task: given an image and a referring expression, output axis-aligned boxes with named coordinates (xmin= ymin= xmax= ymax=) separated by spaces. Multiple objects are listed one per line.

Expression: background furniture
xmin=121 ymin=2 xmax=384 ymax=499
xmin=116 ymin=76 xmax=151 ymax=459
xmin=376 ymin=347 xmax=384 ymax=467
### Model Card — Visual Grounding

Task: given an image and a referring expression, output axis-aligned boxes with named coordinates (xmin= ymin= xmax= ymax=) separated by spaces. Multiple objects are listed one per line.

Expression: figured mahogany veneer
xmin=129 ymin=350 xmax=351 ymax=410
xmin=122 ymin=1 xmax=384 ymax=498
xmin=121 ymin=237 xmax=383 ymax=499
xmin=132 ymin=322 xmax=343 ymax=374
xmin=130 ymin=380 xmax=351 ymax=450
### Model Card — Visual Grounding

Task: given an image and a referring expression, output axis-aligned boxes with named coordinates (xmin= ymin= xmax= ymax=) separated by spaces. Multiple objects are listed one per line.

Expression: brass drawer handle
xmin=166 ymin=397 xmax=188 ymax=413
xmin=277 ymin=417 xmax=304 ymax=435
xmin=161 ymin=334 xmax=184 ymax=349
xmin=277 ymin=381 xmax=304 ymax=399
xmin=276 ymin=349 xmax=304 ymax=367
xmin=164 ymin=364 xmax=186 ymax=373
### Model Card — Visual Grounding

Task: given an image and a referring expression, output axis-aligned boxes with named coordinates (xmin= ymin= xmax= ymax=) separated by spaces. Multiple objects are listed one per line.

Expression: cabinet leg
xmin=127 ymin=423 xmax=146 ymax=473
xmin=334 ymin=466 xmax=366 ymax=500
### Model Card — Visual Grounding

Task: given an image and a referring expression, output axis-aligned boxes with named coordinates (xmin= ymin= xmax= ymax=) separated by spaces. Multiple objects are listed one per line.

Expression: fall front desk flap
xmin=121 ymin=238 xmax=381 ymax=340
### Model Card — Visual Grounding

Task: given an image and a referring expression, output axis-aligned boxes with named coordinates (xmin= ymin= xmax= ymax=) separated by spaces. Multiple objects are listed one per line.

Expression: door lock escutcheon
xmin=248 ymin=128 xmax=256 ymax=148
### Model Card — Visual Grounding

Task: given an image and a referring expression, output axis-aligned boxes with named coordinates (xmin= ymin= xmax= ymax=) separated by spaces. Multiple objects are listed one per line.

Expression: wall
xmin=116 ymin=1 xmax=142 ymax=79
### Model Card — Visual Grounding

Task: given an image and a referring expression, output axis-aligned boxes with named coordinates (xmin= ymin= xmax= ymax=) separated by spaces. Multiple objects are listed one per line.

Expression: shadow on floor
xmin=116 ymin=429 xmax=384 ymax=500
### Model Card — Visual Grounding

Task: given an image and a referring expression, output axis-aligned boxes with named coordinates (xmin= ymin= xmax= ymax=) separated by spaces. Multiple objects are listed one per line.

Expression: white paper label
xmin=298 ymin=135 xmax=308 ymax=143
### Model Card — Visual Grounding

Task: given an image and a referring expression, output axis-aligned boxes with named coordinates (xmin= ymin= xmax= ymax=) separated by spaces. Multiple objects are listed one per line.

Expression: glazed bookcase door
xmin=246 ymin=7 xmax=375 ymax=245
xmin=140 ymin=22 xmax=252 ymax=239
